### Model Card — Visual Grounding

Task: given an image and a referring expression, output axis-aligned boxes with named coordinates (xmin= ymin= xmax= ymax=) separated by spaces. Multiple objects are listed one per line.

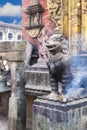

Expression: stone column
xmin=6 ymin=41 xmax=26 ymax=130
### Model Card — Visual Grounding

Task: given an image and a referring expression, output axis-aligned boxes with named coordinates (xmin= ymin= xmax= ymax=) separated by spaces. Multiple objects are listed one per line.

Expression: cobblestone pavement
xmin=0 ymin=114 xmax=8 ymax=130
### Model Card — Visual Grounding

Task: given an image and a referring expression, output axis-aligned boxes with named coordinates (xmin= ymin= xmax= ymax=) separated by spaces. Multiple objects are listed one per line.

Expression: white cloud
xmin=0 ymin=3 xmax=22 ymax=17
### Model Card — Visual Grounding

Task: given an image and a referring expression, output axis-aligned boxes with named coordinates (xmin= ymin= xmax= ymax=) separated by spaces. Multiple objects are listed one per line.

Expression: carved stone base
xmin=33 ymin=97 xmax=87 ymax=130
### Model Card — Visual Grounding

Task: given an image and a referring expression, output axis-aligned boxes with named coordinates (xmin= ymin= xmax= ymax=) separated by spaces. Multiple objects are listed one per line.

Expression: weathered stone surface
xmin=8 ymin=96 xmax=26 ymax=130
xmin=25 ymin=68 xmax=51 ymax=96
xmin=6 ymin=51 xmax=25 ymax=61
xmin=0 ymin=93 xmax=10 ymax=115
xmin=0 ymin=41 xmax=26 ymax=61
xmin=8 ymin=68 xmax=26 ymax=130
xmin=33 ymin=98 xmax=87 ymax=130
xmin=0 ymin=42 xmax=26 ymax=52
xmin=26 ymin=95 xmax=36 ymax=130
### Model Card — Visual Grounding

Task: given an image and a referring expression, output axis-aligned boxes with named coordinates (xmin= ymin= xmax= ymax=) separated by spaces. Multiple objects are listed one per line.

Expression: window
xmin=8 ymin=33 xmax=13 ymax=40
xmin=17 ymin=35 xmax=22 ymax=40
xmin=0 ymin=32 xmax=3 ymax=40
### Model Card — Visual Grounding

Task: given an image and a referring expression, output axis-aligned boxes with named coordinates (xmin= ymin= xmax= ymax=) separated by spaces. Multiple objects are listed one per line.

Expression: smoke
xmin=66 ymin=73 xmax=85 ymax=99
xmin=65 ymin=55 xmax=87 ymax=100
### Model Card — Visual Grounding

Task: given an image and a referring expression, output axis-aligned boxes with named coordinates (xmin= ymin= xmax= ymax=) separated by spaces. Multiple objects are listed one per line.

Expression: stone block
xmin=0 ymin=41 xmax=26 ymax=52
xmin=25 ymin=69 xmax=51 ymax=96
xmin=0 ymin=41 xmax=26 ymax=61
xmin=33 ymin=98 xmax=87 ymax=130
xmin=6 ymin=51 xmax=25 ymax=61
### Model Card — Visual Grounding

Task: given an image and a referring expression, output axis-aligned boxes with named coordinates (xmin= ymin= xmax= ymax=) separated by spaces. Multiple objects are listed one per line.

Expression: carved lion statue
xmin=46 ymin=28 xmax=72 ymax=99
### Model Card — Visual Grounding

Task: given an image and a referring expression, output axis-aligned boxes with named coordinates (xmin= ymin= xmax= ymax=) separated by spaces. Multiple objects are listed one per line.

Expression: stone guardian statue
xmin=46 ymin=28 xmax=71 ymax=100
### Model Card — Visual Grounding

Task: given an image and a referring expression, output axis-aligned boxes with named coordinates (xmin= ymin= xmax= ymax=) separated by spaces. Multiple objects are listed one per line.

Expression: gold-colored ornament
xmin=47 ymin=0 xmax=61 ymax=29
xmin=28 ymin=28 xmax=40 ymax=38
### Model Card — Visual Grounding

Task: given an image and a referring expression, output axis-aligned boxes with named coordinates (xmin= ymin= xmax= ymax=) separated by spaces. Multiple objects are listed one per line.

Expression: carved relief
xmin=47 ymin=0 xmax=61 ymax=30
xmin=71 ymin=0 xmax=81 ymax=31
xmin=82 ymin=1 xmax=87 ymax=14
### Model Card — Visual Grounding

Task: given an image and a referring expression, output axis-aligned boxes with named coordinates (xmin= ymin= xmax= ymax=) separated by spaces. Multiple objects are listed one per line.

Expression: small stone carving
xmin=46 ymin=28 xmax=71 ymax=100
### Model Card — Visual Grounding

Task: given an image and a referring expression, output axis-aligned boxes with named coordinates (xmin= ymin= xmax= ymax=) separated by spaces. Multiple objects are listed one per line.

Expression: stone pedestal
xmin=25 ymin=65 xmax=51 ymax=96
xmin=25 ymin=63 xmax=51 ymax=129
xmin=33 ymin=98 xmax=87 ymax=130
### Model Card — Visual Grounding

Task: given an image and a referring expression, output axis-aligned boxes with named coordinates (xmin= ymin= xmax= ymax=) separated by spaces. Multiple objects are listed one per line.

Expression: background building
xmin=0 ymin=22 xmax=22 ymax=41
xmin=22 ymin=0 xmax=87 ymax=54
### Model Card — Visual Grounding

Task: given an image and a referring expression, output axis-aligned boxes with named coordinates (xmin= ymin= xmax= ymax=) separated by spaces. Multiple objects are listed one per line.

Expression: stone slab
xmin=6 ymin=51 xmax=25 ymax=61
xmin=25 ymin=85 xmax=51 ymax=96
xmin=0 ymin=41 xmax=26 ymax=61
xmin=33 ymin=98 xmax=87 ymax=130
xmin=25 ymin=70 xmax=50 ymax=86
xmin=0 ymin=41 xmax=26 ymax=52
xmin=25 ymin=69 xmax=51 ymax=96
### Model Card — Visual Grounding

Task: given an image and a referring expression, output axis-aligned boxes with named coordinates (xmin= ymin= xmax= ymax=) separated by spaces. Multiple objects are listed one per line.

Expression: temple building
xmin=22 ymin=0 xmax=87 ymax=129
xmin=22 ymin=0 xmax=87 ymax=55
xmin=0 ymin=22 xmax=22 ymax=41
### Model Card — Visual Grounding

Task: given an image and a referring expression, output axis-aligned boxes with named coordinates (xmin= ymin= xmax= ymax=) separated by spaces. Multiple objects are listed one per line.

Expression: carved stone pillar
xmin=6 ymin=41 xmax=26 ymax=130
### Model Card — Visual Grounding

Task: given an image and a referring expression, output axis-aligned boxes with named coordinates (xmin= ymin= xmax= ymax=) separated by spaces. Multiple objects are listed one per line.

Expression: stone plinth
xmin=33 ymin=98 xmax=87 ymax=130
xmin=25 ymin=66 xmax=51 ymax=96
xmin=25 ymin=64 xmax=51 ymax=129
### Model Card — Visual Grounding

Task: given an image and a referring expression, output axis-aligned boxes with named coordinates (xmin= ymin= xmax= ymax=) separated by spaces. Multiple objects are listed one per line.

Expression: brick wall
xmin=22 ymin=0 xmax=56 ymax=46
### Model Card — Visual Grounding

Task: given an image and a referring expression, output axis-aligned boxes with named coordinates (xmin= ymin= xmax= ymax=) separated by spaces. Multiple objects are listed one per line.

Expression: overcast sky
xmin=0 ymin=0 xmax=22 ymax=25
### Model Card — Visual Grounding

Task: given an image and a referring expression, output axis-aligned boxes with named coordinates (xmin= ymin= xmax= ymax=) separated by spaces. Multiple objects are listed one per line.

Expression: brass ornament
xmin=28 ymin=28 xmax=40 ymax=38
xmin=47 ymin=0 xmax=61 ymax=29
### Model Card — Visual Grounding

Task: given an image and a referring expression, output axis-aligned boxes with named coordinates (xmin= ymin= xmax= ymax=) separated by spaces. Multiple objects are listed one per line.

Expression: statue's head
xmin=46 ymin=27 xmax=64 ymax=54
